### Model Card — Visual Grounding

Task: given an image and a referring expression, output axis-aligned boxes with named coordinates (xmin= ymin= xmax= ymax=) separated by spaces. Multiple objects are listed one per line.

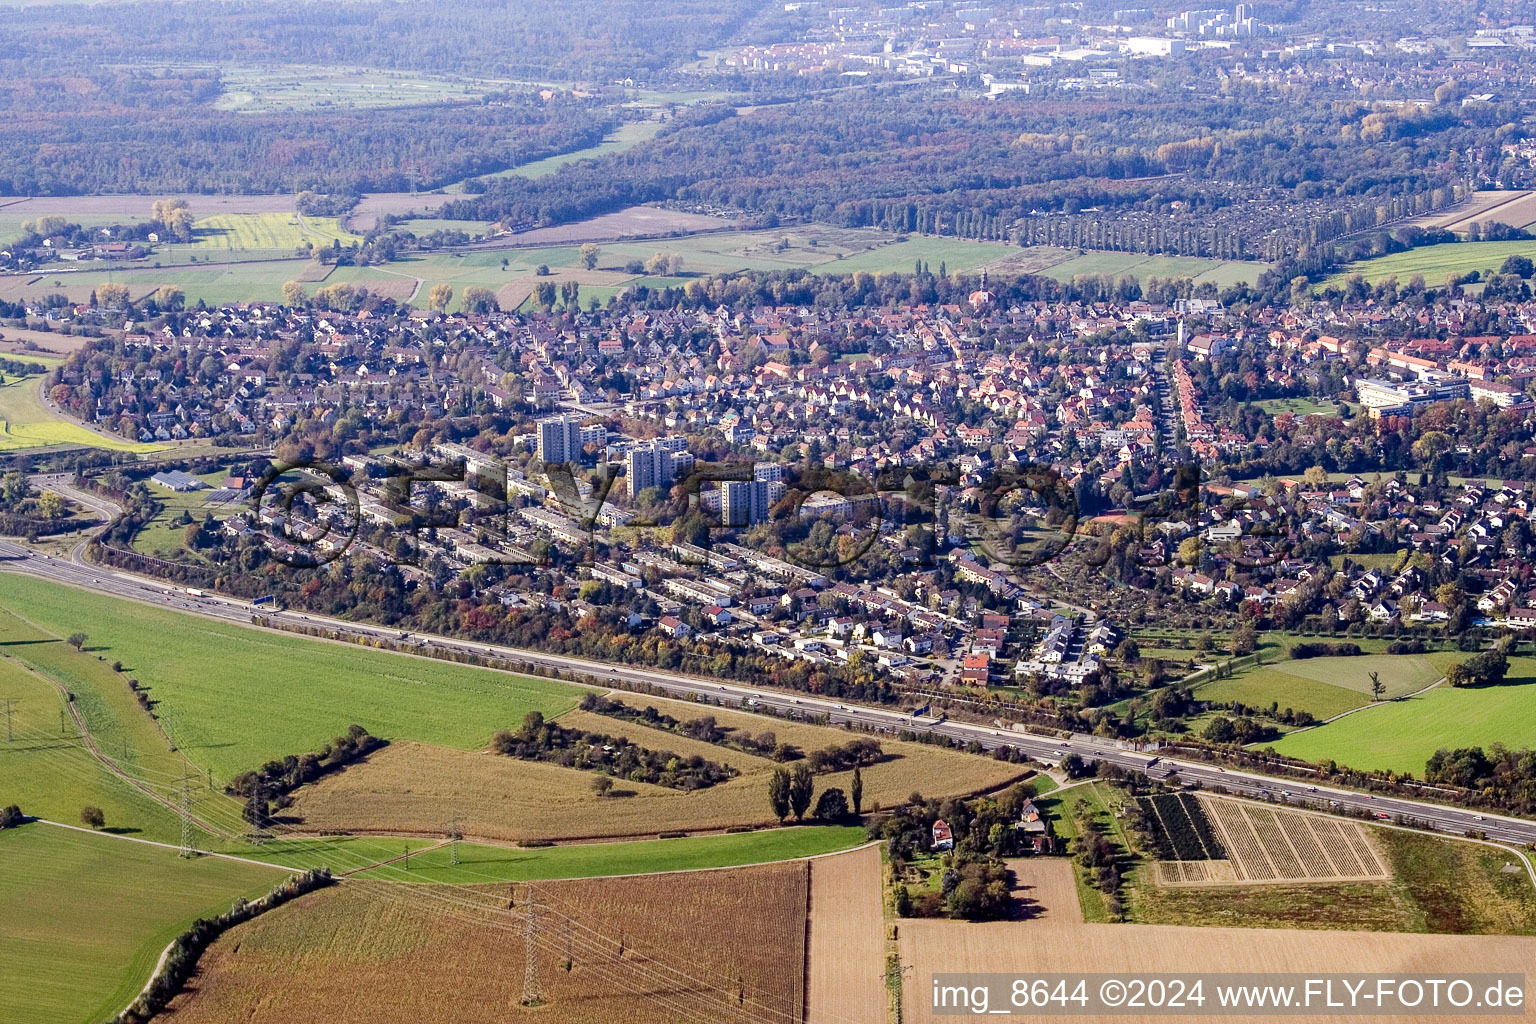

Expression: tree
xmin=1230 ymin=622 xmax=1257 ymax=657
xmin=1302 ymin=465 xmax=1330 ymax=488
xmin=788 ymin=762 xmax=813 ymax=820
xmin=851 ymin=765 xmax=863 ymax=815
xmin=66 ymin=632 xmax=86 ymax=650
xmin=1060 ymin=752 xmax=1088 ymax=778
xmin=95 ymin=282 xmax=130 ymax=308
xmin=579 ymin=242 xmax=600 ymax=270
xmin=591 ymin=775 xmax=614 ymax=798
xmin=0 ymin=805 xmax=22 ymax=829
xmin=1369 ymin=670 xmax=1385 ymax=701
xmin=461 ymin=286 xmax=498 ymax=314
xmin=152 ymin=198 xmax=194 ymax=242
xmin=281 ymin=280 xmax=307 ymax=307
xmin=35 ymin=491 xmax=65 ymax=520
xmin=813 ymin=787 xmax=849 ymax=821
xmin=1177 ymin=536 xmax=1201 ymax=566
xmin=428 ymin=284 xmax=453 ymax=312
xmin=153 ymin=286 xmax=185 ymax=311
xmin=80 ymin=805 xmax=105 ymax=829
xmin=768 ymin=767 xmax=790 ymax=821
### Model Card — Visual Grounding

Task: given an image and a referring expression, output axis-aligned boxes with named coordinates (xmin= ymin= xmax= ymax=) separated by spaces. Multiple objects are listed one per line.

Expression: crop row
xmin=1139 ymin=794 xmax=1214 ymax=861
xmin=1177 ymin=793 xmax=1225 ymax=859
xmin=1201 ymin=798 xmax=1275 ymax=880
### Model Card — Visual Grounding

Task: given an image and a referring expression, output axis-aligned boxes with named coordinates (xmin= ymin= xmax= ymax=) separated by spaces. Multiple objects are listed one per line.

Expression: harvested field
xmin=1191 ymin=796 xmax=1388 ymax=885
xmin=1010 ymin=856 xmax=1083 ymax=923
xmin=1154 ymin=859 xmax=1239 ymax=885
xmin=807 ymin=844 xmax=885 ymax=1024
xmin=1419 ymin=189 xmax=1536 ymax=233
xmin=0 ymin=327 xmax=94 ymax=361
xmin=503 ymin=206 xmax=733 ymax=244
xmin=163 ymin=861 xmax=810 ymax=1024
xmin=1136 ymin=826 xmax=1536 ymax=934
xmin=290 ymin=709 xmax=1029 ymax=842
xmin=346 ymin=192 xmax=455 ymax=233
xmin=0 ymin=194 xmax=294 ymax=218
xmin=900 ymin=857 xmax=1536 ymax=1024
xmin=293 ymin=260 xmax=334 ymax=283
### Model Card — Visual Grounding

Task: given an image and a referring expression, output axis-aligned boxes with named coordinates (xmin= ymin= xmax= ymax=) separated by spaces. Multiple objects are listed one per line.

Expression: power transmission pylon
xmin=521 ymin=891 xmax=542 ymax=1007
xmin=179 ymin=764 xmax=196 ymax=858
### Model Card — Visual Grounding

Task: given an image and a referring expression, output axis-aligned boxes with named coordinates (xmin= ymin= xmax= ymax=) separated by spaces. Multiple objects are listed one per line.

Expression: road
xmin=3 ymin=536 xmax=1535 ymax=849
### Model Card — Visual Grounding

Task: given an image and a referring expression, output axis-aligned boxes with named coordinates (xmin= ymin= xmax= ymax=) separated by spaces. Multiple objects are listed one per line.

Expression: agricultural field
xmin=806 ymin=845 xmax=885 ymax=1024
xmin=357 ymin=826 xmax=867 ymax=882
xmin=186 ymin=212 xmax=361 ymax=251
xmin=163 ymin=860 xmax=811 ymax=1024
xmin=289 ymin=689 xmax=1030 ymax=842
xmin=393 ymin=217 xmax=498 ymax=237
xmin=0 ymin=259 xmax=315 ymax=309
xmin=1039 ymin=250 xmax=1267 ymax=289
xmin=1194 ymin=651 xmax=1450 ymax=722
xmin=1326 ymin=238 xmax=1536 ymax=288
xmin=0 ymin=326 xmax=94 ymax=363
xmin=1417 ymin=189 xmax=1536 ymax=234
xmin=0 ymin=574 xmax=586 ymax=780
xmin=1136 ymin=792 xmax=1226 ymax=867
xmin=0 ymin=372 xmax=165 ymax=453
xmin=1267 ymin=661 xmax=1536 ymax=773
xmin=0 ymin=822 xmax=285 ymax=1024
xmin=899 ymin=855 xmax=1536 ymax=1023
xmin=1164 ymin=795 xmax=1390 ymax=885
xmin=2 ymin=211 xmax=1275 ymax=313
xmin=0 ymin=617 xmax=210 ymax=845
xmin=466 ymin=120 xmax=669 ymax=184
xmin=212 ymin=65 xmax=530 ymax=114
xmin=0 ymin=194 xmax=295 ymax=247
xmin=1135 ymin=816 xmax=1536 ymax=935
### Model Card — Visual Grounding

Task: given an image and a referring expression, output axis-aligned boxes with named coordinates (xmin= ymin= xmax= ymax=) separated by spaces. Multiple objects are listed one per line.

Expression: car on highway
xmin=835 ymin=704 xmax=846 ymax=710
xmin=1475 ymin=814 xmax=1485 ymax=820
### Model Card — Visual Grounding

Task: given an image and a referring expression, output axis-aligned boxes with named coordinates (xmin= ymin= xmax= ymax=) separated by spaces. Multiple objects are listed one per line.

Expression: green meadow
xmin=357 ymin=825 xmax=868 ymax=883
xmin=0 ymin=575 xmax=586 ymax=780
xmin=0 ymin=823 xmax=284 ymax=1024
xmin=1266 ymin=669 xmax=1536 ymax=774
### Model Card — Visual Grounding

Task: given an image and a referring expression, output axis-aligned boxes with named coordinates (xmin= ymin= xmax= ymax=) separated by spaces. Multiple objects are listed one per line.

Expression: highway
xmin=3 ymin=535 xmax=1535 ymax=851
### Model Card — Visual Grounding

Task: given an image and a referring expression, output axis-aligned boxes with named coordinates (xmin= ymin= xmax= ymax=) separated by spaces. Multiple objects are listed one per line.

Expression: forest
xmin=0 ymin=71 xmax=609 ymax=194
xmin=0 ymin=0 xmax=776 ymax=83
xmin=444 ymin=84 xmax=1504 ymax=259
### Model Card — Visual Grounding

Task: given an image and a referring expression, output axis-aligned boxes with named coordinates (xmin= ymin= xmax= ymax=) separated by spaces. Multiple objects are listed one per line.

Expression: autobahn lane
xmin=2 ymin=539 xmax=1534 ymax=848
